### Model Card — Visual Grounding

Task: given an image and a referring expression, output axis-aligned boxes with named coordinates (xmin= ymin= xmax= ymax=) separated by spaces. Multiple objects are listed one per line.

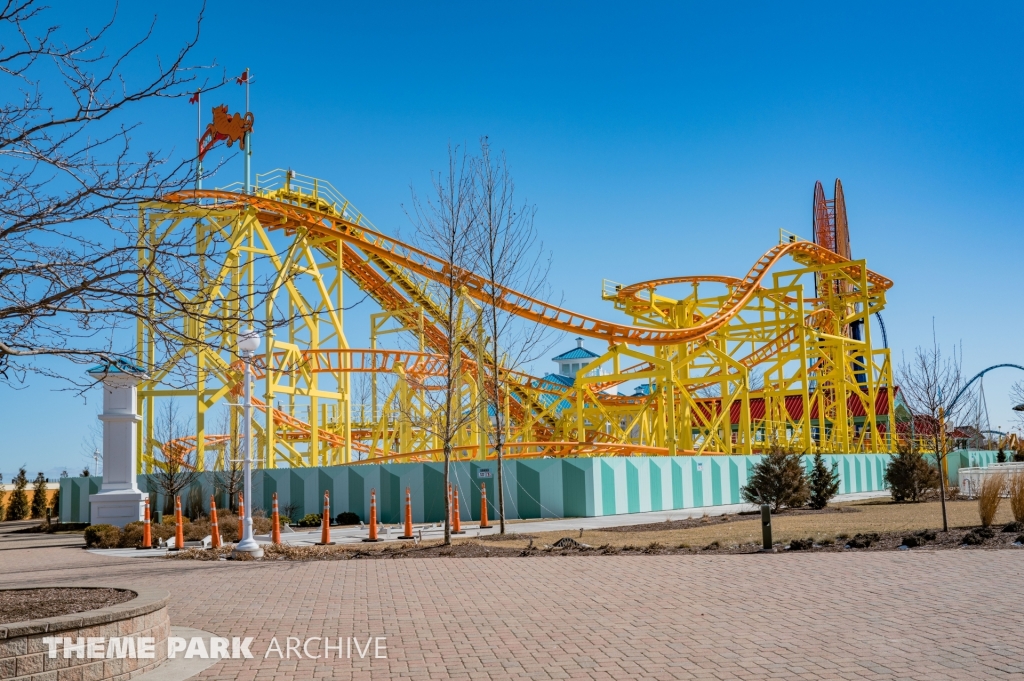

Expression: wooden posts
xmin=760 ymin=504 xmax=772 ymax=551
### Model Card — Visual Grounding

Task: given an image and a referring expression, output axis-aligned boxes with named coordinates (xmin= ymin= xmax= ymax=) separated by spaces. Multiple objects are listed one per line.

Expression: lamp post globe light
xmin=233 ymin=326 xmax=264 ymax=558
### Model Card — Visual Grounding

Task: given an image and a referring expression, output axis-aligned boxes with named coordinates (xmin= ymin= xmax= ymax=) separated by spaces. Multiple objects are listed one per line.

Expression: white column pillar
xmin=88 ymin=362 xmax=149 ymax=527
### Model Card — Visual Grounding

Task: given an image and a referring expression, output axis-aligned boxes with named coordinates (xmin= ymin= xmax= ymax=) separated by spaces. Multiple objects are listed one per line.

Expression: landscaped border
xmin=0 ymin=586 xmax=169 ymax=681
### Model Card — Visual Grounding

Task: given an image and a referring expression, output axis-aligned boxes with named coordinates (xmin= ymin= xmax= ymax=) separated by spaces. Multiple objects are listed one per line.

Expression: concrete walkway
xmin=4 ymin=517 xmax=1024 ymax=680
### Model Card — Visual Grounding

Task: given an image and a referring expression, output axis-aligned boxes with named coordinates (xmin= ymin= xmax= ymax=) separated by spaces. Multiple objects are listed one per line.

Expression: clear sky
xmin=3 ymin=1 xmax=1023 ymax=479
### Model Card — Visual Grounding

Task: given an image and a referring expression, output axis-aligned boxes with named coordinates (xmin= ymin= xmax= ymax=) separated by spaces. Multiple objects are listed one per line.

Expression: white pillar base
xmin=231 ymin=544 xmax=264 ymax=559
xmin=89 ymin=489 xmax=147 ymax=528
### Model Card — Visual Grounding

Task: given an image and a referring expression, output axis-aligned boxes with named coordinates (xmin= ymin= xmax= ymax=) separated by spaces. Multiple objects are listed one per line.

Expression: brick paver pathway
xmin=1 ymin=525 xmax=1021 ymax=680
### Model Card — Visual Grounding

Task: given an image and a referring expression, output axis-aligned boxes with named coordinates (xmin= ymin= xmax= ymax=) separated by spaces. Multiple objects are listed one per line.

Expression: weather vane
xmin=189 ymin=68 xmax=256 ymax=192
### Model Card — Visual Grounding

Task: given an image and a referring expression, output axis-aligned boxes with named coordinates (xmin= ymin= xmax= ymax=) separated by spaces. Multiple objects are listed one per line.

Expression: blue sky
xmin=3 ymin=1 xmax=1023 ymax=478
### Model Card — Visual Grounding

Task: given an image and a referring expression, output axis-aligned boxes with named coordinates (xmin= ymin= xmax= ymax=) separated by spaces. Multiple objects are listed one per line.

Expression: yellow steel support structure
xmin=136 ymin=171 xmax=895 ymax=471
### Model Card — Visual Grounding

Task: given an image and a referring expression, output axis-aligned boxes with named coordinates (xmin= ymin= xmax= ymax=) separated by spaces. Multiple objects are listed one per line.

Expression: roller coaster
xmin=135 ymin=173 xmax=895 ymax=471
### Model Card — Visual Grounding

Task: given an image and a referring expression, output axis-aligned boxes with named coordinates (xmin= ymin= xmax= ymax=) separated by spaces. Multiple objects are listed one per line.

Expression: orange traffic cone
xmin=399 ymin=487 xmax=414 ymax=539
xmin=363 ymin=488 xmax=382 ymax=542
xmin=452 ymin=485 xmax=464 ymax=534
xmin=172 ymin=495 xmax=184 ymax=551
xmin=271 ymin=492 xmax=282 ymax=545
xmin=138 ymin=497 xmax=152 ymax=549
xmin=480 ymin=483 xmax=490 ymax=529
xmin=317 ymin=491 xmax=335 ymax=545
xmin=209 ymin=496 xmax=221 ymax=548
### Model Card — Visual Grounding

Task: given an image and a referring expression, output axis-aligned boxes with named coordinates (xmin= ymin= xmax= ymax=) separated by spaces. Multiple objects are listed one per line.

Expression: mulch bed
xmin=0 ymin=588 xmax=136 ymax=624
xmin=165 ymin=523 xmax=1024 ymax=561
xmin=598 ymin=506 xmax=861 ymax=534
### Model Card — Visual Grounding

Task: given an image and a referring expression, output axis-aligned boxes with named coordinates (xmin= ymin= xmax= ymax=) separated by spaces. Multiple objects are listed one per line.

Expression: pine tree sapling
xmin=885 ymin=449 xmax=939 ymax=502
xmin=30 ymin=472 xmax=48 ymax=519
xmin=997 ymin=448 xmax=1007 ymax=463
xmin=742 ymin=447 xmax=809 ymax=512
xmin=7 ymin=468 xmax=30 ymax=521
xmin=808 ymin=454 xmax=841 ymax=509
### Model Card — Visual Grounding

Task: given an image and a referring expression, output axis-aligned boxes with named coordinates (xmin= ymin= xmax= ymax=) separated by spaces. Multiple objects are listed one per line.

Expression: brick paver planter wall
xmin=0 ymin=587 xmax=169 ymax=681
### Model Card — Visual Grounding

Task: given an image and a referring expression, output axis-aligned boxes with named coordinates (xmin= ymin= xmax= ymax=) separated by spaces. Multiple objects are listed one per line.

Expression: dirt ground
xmin=527 ymin=497 xmax=1018 ymax=550
xmin=0 ymin=587 xmax=136 ymax=624
xmin=165 ymin=497 xmax=1024 ymax=560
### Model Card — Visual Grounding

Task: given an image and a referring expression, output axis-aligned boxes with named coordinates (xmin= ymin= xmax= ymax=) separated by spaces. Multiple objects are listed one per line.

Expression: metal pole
xmin=235 ymin=351 xmax=261 ymax=555
xmin=196 ymin=90 xmax=202 ymax=191
xmin=243 ymin=68 xmax=251 ymax=194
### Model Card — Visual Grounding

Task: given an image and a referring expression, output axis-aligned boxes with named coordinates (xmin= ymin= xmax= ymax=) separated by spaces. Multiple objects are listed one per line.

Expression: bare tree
xmin=1010 ymin=382 xmax=1024 ymax=438
xmin=407 ymin=143 xmax=481 ymax=545
xmin=0 ymin=1 xmax=251 ymax=387
xmin=212 ymin=405 xmax=243 ymax=512
xmin=896 ymin=326 xmax=975 ymax=532
xmin=147 ymin=400 xmax=200 ymax=516
xmin=473 ymin=138 xmax=556 ymax=533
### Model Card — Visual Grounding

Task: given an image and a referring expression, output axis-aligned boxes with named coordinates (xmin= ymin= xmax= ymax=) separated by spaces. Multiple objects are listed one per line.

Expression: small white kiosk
xmin=87 ymin=360 xmax=149 ymax=527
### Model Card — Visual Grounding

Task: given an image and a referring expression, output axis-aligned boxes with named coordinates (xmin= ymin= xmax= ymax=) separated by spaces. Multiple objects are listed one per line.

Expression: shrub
xmin=278 ymin=516 xmax=292 ymax=525
xmin=901 ymin=536 xmax=920 ymax=548
xmin=978 ymin=474 xmax=1005 ymax=527
xmin=847 ymin=533 xmax=878 ymax=549
xmin=997 ymin=448 xmax=1007 ymax=463
xmin=6 ymin=468 xmax=30 ymax=521
xmin=298 ymin=513 xmax=322 ymax=527
xmin=335 ymin=511 xmax=360 ymax=525
xmin=885 ymin=449 xmax=939 ymax=502
xmin=30 ymin=472 xmax=48 ymax=519
xmin=1003 ymin=521 xmax=1024 ymax=533
xmin=1008 ymin=472 xmax=1024 ymax=523
xmin=788 ymin=538 xmax=814 ymax=551
xmin=808 ymin=454 xmax=841 ymax=509
xmin=741 ymin=446 xmax=809 ymax=512
xmin=84 ymin=524 xmax=121 ymax=548
xmin=916 ymin=530 xmax=937 ymax=542
xmin=962 ymin=531 xmax=985 ymax=545
xmin=119 ymin=521 xmax=175 ymax=547
xmin=1015 ymin=450 xmax=1024 ymax=463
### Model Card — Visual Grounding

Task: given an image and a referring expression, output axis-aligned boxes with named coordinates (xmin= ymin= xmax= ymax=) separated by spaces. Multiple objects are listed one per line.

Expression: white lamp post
xmin=233 ymin=326 xmax=264 ymax=558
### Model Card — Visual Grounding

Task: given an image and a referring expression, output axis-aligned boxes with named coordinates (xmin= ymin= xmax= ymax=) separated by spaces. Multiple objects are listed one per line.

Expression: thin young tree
xmin=147 ymin=401 xmax=201 ymax=516
xmin=212 ymin=405 xmax=243 ymax=512
xmin=6 ymin=467 xmax=29 ymax=520
xmin=896 ymin=326 xmax=975 ymax=532
xmin=473 ymin=138 xmax=556 ymax=533
xmin=407 ymin=144 xmax=482 ymax=545
xmin=29 ymin=471 xmax=47 ymax=519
